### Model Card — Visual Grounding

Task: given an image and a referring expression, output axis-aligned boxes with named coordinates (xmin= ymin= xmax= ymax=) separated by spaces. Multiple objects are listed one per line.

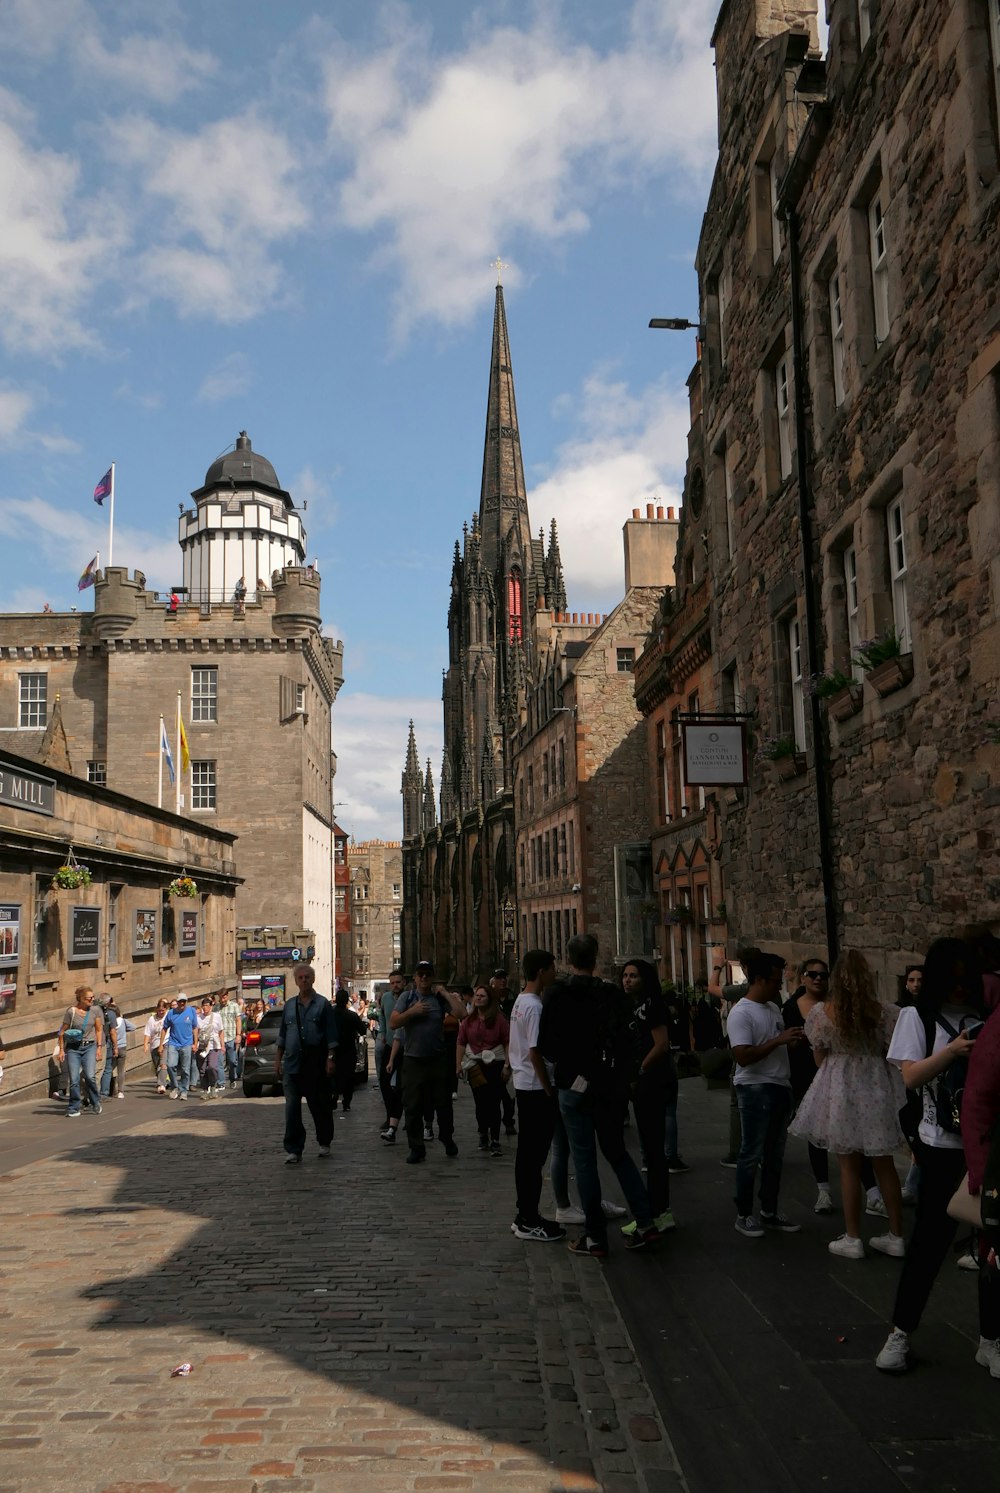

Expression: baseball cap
xmin=176 ymin=992 xmax=188 ymax=1003
xmin=492 ymin=968 xmax=508 ymax=979
xmin=415 ymin=960 xmax=435 ymax=975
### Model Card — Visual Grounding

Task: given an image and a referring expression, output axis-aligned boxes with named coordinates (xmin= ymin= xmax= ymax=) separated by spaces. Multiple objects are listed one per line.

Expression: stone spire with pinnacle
xmin=478 ymin=280 xmax=533 ymax=575
xmin=401 ymin=719 xmax=423 ymax=839
xmin=422 ymin=757 xmax=437 ymax=831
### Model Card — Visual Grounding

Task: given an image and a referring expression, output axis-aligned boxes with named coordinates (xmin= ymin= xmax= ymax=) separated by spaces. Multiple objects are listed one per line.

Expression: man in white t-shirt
xmin=508 ymin=949 xmax=565 ymax=1243
xmin=727 ymin=951 xmax=806 ymax=1239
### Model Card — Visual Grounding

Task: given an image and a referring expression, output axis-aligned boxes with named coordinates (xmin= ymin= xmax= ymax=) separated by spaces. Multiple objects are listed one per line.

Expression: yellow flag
xmin=179 ymin=716 xmax=190 ymax=774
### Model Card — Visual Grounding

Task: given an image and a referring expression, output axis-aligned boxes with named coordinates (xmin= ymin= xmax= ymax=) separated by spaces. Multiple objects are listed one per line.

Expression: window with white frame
xmin=87 ymin=760 xmax=107 ymax=786
xmin=191 ymin=759 xmax=217 ymax=810
xmin=843 ymin=546 xmax=862 ymax=679
xmin=887 ymin=499 xmax=911 ymax=650
xmin=769 ymin=155 xmax=781 ymax=264
xmin=724 ymin=448 xmax=736 ymax=558
xmin=191 ymin=666 xmax=218 ymax=722
xmin=18 ymin=672 xmax=47 ymax=728
xmin=868 ymin=189 xmax=890 ymax=342
xmin=788 ymin=615 xmax=806 ymax=751
xmin=616 ymin=647 xmax=635 ymax=673
xmin=858 ymin=0 xmax=872 ymax=48
xmin=829 ymin=273 xmax=846 ymax=405
xmin=775 ymin=355 xmax=792 ymax=479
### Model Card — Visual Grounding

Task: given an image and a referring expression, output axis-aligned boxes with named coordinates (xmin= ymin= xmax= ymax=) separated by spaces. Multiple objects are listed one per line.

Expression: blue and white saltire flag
xmin=161 ymin=718 xmax=176 ymax=785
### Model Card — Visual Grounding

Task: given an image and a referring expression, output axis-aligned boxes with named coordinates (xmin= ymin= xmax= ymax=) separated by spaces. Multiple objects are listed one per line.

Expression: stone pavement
xmin=0 ymin=1076 xmax=685 ymax=1493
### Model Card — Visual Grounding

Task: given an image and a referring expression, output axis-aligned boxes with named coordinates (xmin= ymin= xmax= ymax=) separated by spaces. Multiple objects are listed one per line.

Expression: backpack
xmin=921 ymin=1012 xmax=967 ymax=1135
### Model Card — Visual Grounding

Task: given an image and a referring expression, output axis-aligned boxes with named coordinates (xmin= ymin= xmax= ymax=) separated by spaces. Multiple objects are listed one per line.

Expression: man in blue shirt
xmin=390 ymin=960 xmax=466 ymax=1164
xmin=162 ymin=993 xmax=199 ymax=1100
xmin=275 ymin=965 xmax=338 ymax=1164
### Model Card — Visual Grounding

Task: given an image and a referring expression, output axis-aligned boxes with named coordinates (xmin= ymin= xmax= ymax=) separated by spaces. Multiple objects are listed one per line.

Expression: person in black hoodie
xmin=537 ymin=934 xmax=658 ymax=1258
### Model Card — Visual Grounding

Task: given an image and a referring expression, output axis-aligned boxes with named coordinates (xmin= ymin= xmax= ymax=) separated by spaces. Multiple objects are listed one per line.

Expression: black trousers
xmin=514 ymin=1088 xmax=557 ymax=1224
xmin=892 ymin=1141 xmax=1000 ymax=1339
xmin=402 ymin=1054 xmax=453 ymax=1152
xmin=632 ymin=1075 xmax=671 ymax=1217
xmin=333 ymin=1057 xmax=355 ymax=1110
xmin=378 ymin=1045 xmax=402 ymax=1121
xmin=282 ymin=1055 xmax=334 ymax=1156
xmin=471 ymin=1063 xmax=505 ymax=1143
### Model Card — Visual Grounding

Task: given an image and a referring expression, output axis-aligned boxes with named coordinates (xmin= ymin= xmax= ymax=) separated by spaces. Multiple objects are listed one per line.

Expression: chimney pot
xmin=646 ymin=502 xmax=654 ymax=519
xmin=656 ymin=505 xmax=664 ymax=520
xmin=572 ymin=612 xmax=578 ymax=623
xmin=668 ymin=506 xmax=676 ymax=521
xmin=632 ymin=508 xmax=640 ymax=519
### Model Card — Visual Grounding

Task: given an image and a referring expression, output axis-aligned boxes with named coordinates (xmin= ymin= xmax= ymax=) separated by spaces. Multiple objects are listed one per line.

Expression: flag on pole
xmin=161 ymin=718 xmax=176 ymax=785
xmin=78 ymin=555 xmax=99 ymax=591
xmin=93 ymin=468 xmax=113 ymax=505
xmin=179 ymin=716 xmax=190 ymax=775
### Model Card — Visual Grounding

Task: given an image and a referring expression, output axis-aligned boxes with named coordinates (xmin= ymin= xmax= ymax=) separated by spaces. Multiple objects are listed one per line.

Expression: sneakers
xmin=117 ymin=1091 xmax=125 ymax=1100
xmin=720 ymin=1157 xmax=738 ymax=1169
xmin=317 ymin=1146 xmax=331 ymax=1158
xmin=735 ymin=1215 xmax=765 ymax=1238
xmin=443 ymin=1140 xmax=459 ymax=1158
xmin=760 ymin=1211 xmax=801 ymax=1233
xmin=975 ymin=1337 xmax=1000 ymax=1378
xmin=957 ymin=1250 xmax=979 ymax=1271
xmin=667 ymin=1158 xmax=690 ymax=1174
xmin=814 ymin=1188 xmax=834 ymax=1215
xmin=624 ymin=1225 xmax=661 ymax=1251
xmin=423 ymin=1125 xmax=434 ymax=1141
xmin=601 ymin=1199 xmax=628 ymax=1219
xmin=381 ymin=1128 xmax=397 ymax=1145
xmin=176 ymin=1093 xmax=187 ymax=1102
xmin=284 ymin=1154 xmax=301 ymax=1165
xmin=490 ymin=1142 xmax=503 ymax=1158
xmin=876 ymin=1328 xmax=910 ymax=1373
xmin=405 ymin=1149 xmax=425 ymax=1164
xmin=555 ymin=1205 xmax=585 ymax=1225
xmin=870 ymin=1232 xmax=906 ymax=1258
xmin=67 ymin=1110 xmax=80 ymax=1118
xmin=828 ymin=1233 xmax=865 ymax=1259
xmin=511 ymin=1217 xmax=566 ymax=1243
xmin=901 ymin=1187 xmax=919 ymax=1206
xmin=478 ymin=1136 xmax=490 ymax=1152
xmin=622 ymin=1209 xmax=676 ymax=1238
xmin=156 ymin=1085 xmax=166 ymax=1095
xmin=568 ymin=1235 xmax=609 ymax=1259
xmin=92 ymin=1104 xmax=103 ymax=1115
xmin=866 ymin=1192 xmax=889 ymax=1218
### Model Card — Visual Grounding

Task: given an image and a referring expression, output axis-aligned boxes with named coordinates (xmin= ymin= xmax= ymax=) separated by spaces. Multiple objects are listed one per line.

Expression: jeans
xmin=66 ymin=1044 xmax=100 ymax=1114
xmin=558 ymin=1087 xmax=652 ymax=1246
xmin=148 ymin=1048 xmax=167 ymax=1087
xmin=402 ymin=1054 xmax=453 ymax=1153
xmin=632 ymin=1075 xmax=670 ymax=1217
xmin=550 ymin=1106 xmax=570 ymax=1208
xmin=100 ymin=1047 xmax=116 ymax=1098
xmin=283 ymin=1054 xmax=334 ymax=1155
xmin=515 ymin=1088 xmax=557 ymax=1223
xmin=196 ymin=1049 xmax=220 ymax=1091
xmin=223 ymin=1039 xmax=241 ymax=1083
xmin=166 ymin=1045 xmax=193 ymax=1096
xmin=735 ymin=1082 xmax=792 ymax=1217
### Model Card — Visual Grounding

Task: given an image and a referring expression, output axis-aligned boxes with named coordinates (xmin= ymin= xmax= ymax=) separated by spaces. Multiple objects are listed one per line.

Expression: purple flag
xmin=93 ymin=468 xmax=112 ymax=505
xmin=78 ymin=556 xmax=98 ymax=591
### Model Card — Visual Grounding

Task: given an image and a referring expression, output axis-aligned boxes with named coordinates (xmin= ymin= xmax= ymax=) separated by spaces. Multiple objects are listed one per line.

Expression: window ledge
xmin=28 ymin=973 xmax=59 ymax=988
xmin=104 ymin=965 xmax=128 ymax=978
xmin=859 ymin=333 xmax=895 ymax=391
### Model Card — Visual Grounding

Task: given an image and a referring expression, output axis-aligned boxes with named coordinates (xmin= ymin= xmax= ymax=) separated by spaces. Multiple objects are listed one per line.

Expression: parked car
xmin=242 ymin=1008 xmax=369 ymax=1095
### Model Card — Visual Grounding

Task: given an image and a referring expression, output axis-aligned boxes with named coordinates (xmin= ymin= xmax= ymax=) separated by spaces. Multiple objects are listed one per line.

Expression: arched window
xmin=507 ymin=568 xmax=523 ymax=642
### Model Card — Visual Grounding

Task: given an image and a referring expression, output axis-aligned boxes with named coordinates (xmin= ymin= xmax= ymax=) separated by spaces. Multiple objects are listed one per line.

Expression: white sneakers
xmin=814 ymin=1187 xmax=834 ymax=1214
xmin=975 ymin=1337 xmax=1000 ymax=1378
xmin=876 ymin=1328 xmax=910 ymax=1373
xmin=828 ymin=1234 xmax=865 ymax=1259
xmin=554 ymin=1200 xmax=626 ymax=1224
xmin=870 ymin=1232 xmax=906 ymax=1258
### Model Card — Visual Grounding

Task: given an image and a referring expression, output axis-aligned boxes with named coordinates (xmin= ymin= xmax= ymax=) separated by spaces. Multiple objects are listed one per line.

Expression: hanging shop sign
xmin=682 ymin=718 xmax=749 ymax=787
xmin=0 ymin=904 xmax=20 ymax=969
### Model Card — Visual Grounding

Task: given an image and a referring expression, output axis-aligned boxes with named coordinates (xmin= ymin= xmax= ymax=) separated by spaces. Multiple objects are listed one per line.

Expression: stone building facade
xmin=0 ymin=435 xmax=344 ymax=990
xmin=0 ymin=746 xmax=238 ymax=1099
xmin=514 ymin=509 xmax=678 ymax=977
xmin=675 ymin=0 xmax=1000 ymax=986
xmin=341 ymin=840 xmax=403 ymax=995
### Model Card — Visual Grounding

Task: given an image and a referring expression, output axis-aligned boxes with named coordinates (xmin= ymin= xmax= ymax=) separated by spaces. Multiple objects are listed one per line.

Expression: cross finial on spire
xmin=492 ymin=256 xmax=508 ymax=286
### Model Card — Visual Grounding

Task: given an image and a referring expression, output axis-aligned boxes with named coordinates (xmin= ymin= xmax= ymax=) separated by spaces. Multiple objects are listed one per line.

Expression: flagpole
xmin=158 ymin=715 xmax=164 ymax=809
xmin=107 ymin=464 xmax=115 ymax=568
xmin=175 ymin=692 xmax=182 ymax=815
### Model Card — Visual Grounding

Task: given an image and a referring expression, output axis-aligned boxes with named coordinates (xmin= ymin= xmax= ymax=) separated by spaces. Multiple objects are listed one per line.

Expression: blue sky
xmin=0 ymin=0 xmax=732 ymax=838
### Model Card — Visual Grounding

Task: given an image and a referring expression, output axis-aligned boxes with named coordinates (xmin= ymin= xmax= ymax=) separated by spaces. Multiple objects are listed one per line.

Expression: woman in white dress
xmin=791 ymin=949 xmax=905 ymax=1259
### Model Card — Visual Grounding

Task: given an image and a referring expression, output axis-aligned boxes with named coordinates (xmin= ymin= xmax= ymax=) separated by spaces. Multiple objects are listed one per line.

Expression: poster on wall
xmin=69 ymin=906 xmax=100 ymax=962
xmin=0 ymin=904 xmax=20 ymax=968
xmin=0 ymin=980 xmax=16 ymax=1015
xmin=261 ymin=974 xmax=285 ymax=1007
xmin=179 ymin=909 xmax=198 ymax=953
xmin=134 ymin=908 xmax=156 ymax=956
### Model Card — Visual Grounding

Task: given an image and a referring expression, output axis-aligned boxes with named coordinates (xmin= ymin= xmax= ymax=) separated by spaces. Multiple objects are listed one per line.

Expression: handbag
xmin=946 ymin=1172 xmax=982 ymax=1229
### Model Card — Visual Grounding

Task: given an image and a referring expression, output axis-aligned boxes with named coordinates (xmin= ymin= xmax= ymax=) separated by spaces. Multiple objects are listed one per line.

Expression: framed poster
xmin=261 ymin=974 xmax=285 ymax=1007
xmin=682 ymin=719 xmax=749 ymax=786
xmin=69 ymin=905 xmax=100 ymax=962
xmin=0 ymin=980 xmax=16 ymax=1015
xmin=179 ymin=908 xmax=198 ymax=953
xmin=133 ymin=908 xmax=157 ymax=956
xmin=0 ymin=904 xmax=20 ymax=968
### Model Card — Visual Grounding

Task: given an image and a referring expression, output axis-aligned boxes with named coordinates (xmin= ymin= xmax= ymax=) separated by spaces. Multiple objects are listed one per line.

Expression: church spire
xmin=401 ymin=720 xmax=422 ymax=839
xmin=478 ymin=282 xmax=530 ymax=573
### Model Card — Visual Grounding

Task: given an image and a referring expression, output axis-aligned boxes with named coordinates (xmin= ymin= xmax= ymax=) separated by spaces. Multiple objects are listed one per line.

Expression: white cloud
xmin=114 ymin=380 xmax=163 ymax=411
xmin=197 ymin=352 xmax=253 ymax=405
xmin=0 ymin=389 xmax=34 ymax=442
xmin=288 ymin=463 xmax=341 ymax=534
xmin=333 ymin=690 xmax=442 ymax=841
xmin=106 ymin=112 xmax=310 ymax=321
xmin=0 ymin=494 xmax=179 ymax=593
xmin=0 ymin=90 xmax=114 ymax=357
xmin=529 ymin=371 xmax=688 ymax=599
xmin=323 ymin=2 xmax=718 ymax=334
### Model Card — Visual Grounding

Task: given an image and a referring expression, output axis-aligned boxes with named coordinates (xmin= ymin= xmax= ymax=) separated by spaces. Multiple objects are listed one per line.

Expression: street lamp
xmin=649 ymin=317 xmax=706 ymax=339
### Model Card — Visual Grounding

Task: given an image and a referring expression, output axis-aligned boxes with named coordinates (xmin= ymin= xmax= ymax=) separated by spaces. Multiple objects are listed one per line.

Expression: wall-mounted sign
xmin=239 ymin=946 xmax=315 ymax=963
xmin=0 ymin=904 xmax=20 ymax=969
xmin=0 ymin=761 xmax=55 ymax=816
xmin=261 ymin=974 xmax=285 ymax=1005
xmin=134 ymin=908 xmax=157 ymax=956
xmin=682 ymin=720 xmax=748 ymax=787
xmin=0 ymin=980 xmax=16 ymax=1015
xmin=69 ymin=905 xmax=100 ymax=962
xmin=179 ymin=909 xmax=198 ymax=953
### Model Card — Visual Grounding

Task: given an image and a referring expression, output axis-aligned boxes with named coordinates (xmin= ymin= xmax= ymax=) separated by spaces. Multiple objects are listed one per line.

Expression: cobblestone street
xmin=0 ymin=1076 xmax=682 ymax=1493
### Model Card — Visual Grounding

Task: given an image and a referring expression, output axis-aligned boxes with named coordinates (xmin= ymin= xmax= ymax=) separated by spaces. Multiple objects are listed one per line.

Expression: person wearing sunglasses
xmin=783 ymin=959 xmax=833 ymax=1213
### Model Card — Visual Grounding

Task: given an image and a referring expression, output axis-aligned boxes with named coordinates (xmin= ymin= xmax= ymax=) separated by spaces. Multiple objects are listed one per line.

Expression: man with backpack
xmin=537 ymin=934 xmax=659 ymax=1257
xmin=389 ymin=960 xmax=466 ymax=1164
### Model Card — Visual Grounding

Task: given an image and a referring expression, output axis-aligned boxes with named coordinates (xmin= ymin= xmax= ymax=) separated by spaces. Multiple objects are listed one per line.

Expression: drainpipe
xmin=784 ymin=199 xmax=839 ymax=964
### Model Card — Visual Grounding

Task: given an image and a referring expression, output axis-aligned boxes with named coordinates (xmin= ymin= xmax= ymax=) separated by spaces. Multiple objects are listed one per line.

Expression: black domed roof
xmin=203 ymin=432 xmax=281 ymax=492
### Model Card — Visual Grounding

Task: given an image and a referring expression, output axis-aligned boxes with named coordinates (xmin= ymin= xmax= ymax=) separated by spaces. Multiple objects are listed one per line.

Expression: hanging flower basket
xmin=168 ymin=874 xmax=199 ymax=898
xmin=52 ymin=848 xmax=91 ymax=890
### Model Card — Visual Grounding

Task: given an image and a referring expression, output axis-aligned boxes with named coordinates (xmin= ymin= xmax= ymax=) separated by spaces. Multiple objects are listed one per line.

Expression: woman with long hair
xmin=456 ymin=982 xmax=510 ymax=1156
xmin=621 ymin=958 xmax=676 ymax=1235
xmin=791 ymin=949 xmax=905 ymax=1258
xmin=877 ymin=937 xmax=988 ymax=1372
xmin=783 ymin=957 xmax=833 ymax=1213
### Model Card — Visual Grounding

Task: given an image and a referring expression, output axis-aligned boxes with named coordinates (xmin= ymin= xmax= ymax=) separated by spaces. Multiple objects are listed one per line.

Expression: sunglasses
xmin=804 ymin=970 xmax=829 ymax=980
